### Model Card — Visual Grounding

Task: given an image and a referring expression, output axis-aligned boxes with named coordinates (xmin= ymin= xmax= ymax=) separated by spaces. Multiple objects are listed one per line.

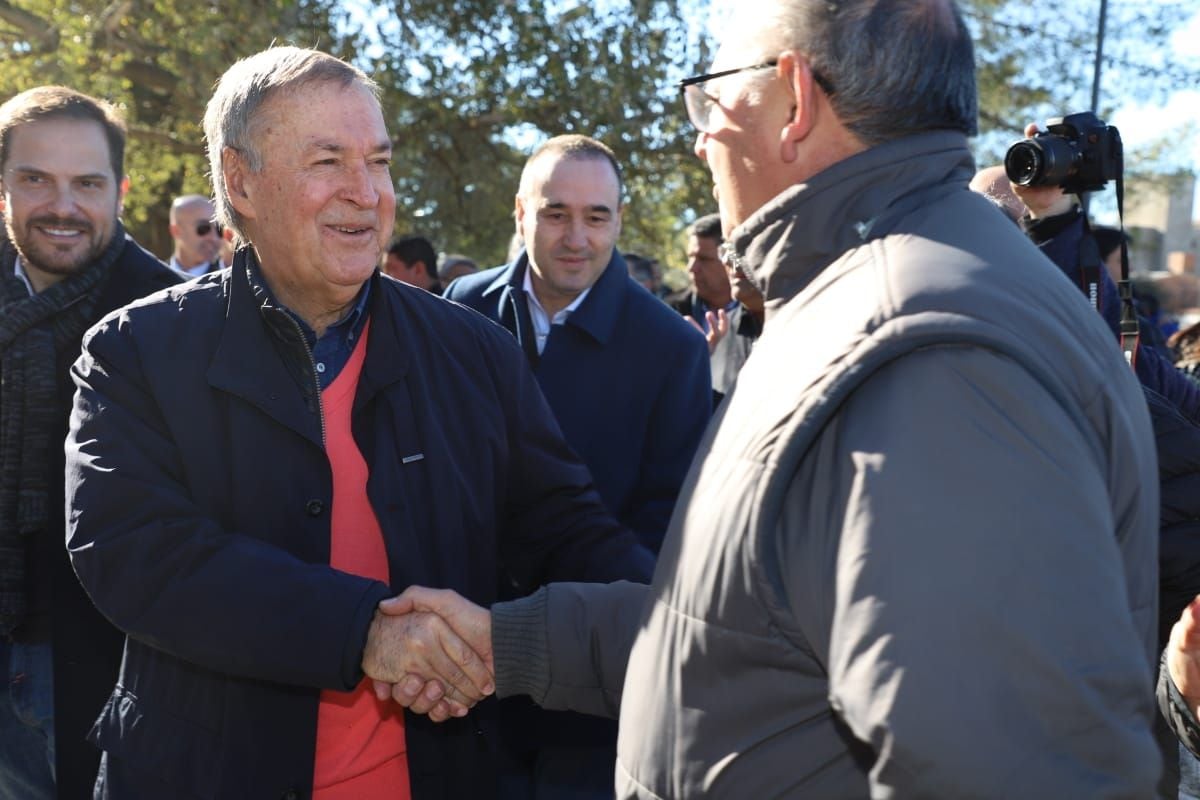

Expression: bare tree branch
xmin=0 ymin=0 xmax=58 ymax=52
xmin=122 ymin=59 xmax=179 ymax=94
xmin=127 ymin=125 xmax=205 ymax=155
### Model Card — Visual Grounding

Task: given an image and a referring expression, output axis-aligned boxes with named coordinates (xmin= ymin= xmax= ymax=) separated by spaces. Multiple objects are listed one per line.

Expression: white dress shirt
xmin=521 ymin=264 xmax=591 ymax=355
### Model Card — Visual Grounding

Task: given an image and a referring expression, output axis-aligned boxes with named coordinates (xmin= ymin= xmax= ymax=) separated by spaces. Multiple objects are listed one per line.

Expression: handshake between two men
xmin=361 ymin=587 xmax=494 ymax=723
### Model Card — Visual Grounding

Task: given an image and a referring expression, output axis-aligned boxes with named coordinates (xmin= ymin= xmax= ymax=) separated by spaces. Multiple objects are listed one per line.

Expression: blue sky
xmin=1109 ymin=8 xmax=1200 ymax=217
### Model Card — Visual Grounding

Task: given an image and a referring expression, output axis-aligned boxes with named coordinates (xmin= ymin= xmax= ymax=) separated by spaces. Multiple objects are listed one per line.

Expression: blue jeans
xmin=0 ymin=636 xmax=55 ymax=799
xmin=1182 ymin=740 xmax=1200 ymax=800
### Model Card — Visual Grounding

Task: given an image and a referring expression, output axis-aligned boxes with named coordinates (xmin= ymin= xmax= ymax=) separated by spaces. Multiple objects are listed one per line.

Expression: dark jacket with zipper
xmin=444 ymin=250 xmax=710 ymax=553
xmin=64 ymin=250 xmax=653 ymax=799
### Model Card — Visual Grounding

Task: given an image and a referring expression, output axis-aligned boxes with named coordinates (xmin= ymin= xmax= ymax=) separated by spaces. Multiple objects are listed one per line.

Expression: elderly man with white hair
xmin=63 ymin=46 xmax=653 ymax=799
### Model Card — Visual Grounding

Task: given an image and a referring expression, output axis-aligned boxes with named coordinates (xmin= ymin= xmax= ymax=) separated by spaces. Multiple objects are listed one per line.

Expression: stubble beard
xmin=6 ymin=211 xmax=115 ymax=279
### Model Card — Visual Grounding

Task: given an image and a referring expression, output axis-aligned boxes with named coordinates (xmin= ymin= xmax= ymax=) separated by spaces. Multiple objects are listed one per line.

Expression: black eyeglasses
xmin=195 ymin=220 xmax=223 ymax=237
xmin=678 ymin=59 xmax=835 ymax=134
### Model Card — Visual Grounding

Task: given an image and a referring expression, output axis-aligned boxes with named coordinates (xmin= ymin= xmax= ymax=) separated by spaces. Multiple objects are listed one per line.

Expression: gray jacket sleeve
xmin=492 ymin=580 xmax=650 ymax=719
xmin=783 ymin=345 xmax=1161 ymax=798
xmin=1159 ymin=653 xmax=1200 ymax=758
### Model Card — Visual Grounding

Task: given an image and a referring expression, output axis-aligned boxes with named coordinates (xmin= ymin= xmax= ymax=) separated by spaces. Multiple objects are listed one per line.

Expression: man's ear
xmin=117 ymin=175 xmax=131 ymax=215
xmin=777 ymin=51 xmax=819 ymax=164
xmin=223 ymin=146 xmax=256 ymax=221
xmin=168 ymin=222 xmax=180 ymax=239
xmin=513 ymin=193 xmax=526 ymax=228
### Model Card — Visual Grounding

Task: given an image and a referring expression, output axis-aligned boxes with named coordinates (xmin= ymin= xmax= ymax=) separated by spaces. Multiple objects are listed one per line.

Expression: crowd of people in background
xmin=7 ymin=0 xmax=1200 ymax=798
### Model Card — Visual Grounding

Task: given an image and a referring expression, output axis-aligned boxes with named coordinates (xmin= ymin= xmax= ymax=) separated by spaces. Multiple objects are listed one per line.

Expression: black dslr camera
xmin=1004 ymin=111 xmax=1122 ymax=194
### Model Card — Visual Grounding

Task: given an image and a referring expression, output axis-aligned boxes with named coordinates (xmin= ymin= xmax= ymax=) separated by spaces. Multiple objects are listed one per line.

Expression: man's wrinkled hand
xmin=367 ymin=587 xmax=494 ymax=723
xmin=362 ymin=605 xmax=493 ymax=720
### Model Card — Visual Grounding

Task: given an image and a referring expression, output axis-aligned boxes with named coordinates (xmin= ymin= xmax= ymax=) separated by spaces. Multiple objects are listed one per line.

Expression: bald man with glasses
xmin=167 ymin=194 xmax=224 ymax=277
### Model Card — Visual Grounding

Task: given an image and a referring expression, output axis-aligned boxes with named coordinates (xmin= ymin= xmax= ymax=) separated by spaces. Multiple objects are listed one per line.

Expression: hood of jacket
xmin=722 ymin=130 xmax=976 ymax=318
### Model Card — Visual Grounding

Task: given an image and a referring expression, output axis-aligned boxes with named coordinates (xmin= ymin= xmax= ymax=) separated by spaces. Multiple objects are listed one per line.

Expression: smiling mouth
xmin=329 ymin=224 xmax=373 ymax=235
xmin=28 ymin=214 xmax=91 ymax=239
xmin=31 ymin=218 xmax=90 ymax=239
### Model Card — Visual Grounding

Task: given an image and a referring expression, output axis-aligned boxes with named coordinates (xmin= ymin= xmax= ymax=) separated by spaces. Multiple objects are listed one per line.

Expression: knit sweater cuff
xmin=492 ymin=586 xmax=551 ymax=701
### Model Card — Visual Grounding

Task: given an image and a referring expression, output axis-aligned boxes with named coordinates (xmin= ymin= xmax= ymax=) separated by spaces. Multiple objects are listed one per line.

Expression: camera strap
xmin=1076 ymin=216 xmax=1103 ymax=314
xmin=1076 ymin=135 xmax=1138 ymax=370
xmin=1114 ymin=165 xmax=1139 ymax=369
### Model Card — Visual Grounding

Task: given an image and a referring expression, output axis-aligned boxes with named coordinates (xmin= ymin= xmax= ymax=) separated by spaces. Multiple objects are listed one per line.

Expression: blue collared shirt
xmin=249 ymin=260 xmax=372 ymax=390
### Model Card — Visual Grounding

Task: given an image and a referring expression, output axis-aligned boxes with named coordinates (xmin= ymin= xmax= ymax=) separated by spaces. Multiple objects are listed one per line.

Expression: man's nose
xmin=563 ymin=218 xmax=587 ymax=249
xmin=693 ymin=131 xmax=708 ymax=161
xmin=46 ymin=181 xmax=79 ymax=216
xmin=342 ymin=161 xmax=380 ymax=207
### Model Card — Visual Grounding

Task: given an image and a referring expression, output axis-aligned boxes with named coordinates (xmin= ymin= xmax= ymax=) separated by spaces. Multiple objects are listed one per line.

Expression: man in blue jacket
xmin=443 ymin=136 xmax=710 ymax=798
xmin=445 ymin=136 xmax=711 ymax=553
xmin=63 ymin=48 xmax=653 ymax=799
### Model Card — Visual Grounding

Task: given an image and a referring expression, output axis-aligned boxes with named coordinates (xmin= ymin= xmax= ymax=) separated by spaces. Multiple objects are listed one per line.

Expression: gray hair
xmin=746 ymin=0 xmax=977 ymax=146
xmin=203 ymin=46 xmax=380 ymax=243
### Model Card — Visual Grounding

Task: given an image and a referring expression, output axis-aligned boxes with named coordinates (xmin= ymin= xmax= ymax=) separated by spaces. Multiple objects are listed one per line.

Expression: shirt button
xmin=305 ymin=499 xmax=325 ymax=517
xmin=280 ymin=790 xmax=300 ymax=800
xmin=315 ymin=362 xmax=326 ymax=373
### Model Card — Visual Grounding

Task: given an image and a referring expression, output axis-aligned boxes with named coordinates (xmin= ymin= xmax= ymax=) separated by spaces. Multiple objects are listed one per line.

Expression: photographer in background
xmin=975 ymin=120 xmax=1200 ymax=798
xmin=986 ymin=123 xmax=1200 ymax=422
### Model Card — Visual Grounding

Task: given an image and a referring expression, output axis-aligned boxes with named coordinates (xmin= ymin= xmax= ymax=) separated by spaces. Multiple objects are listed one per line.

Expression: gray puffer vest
xmin=615 ymin=132 xmax=1159 ymax=798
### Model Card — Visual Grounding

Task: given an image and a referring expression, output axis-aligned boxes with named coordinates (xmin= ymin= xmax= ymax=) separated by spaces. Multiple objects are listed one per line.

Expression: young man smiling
xmin=443 ymin=136 xmax=710 ymax=798
xmin=0 ymin=86 xmax=179 ymax=799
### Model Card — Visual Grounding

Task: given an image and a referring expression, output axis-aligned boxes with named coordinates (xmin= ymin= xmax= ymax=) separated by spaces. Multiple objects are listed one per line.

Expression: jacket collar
xmin=484 ymin=249 xmax=630 ymax=346
xmin=206 ymin=249 xmax=408 ymax=444
xmin=722 ymin=130 xmax=976 ymax=318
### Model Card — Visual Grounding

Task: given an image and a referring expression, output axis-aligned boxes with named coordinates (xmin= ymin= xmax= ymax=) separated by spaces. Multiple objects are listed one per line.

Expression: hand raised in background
xmin=369 ymin=587 xmax=494 ymax=723
xmin=686 ymin=307 xmax=730 ymax=355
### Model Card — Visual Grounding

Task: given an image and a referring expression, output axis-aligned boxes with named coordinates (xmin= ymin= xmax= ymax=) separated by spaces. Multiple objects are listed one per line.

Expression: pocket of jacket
xmin=89 ymin=684 xmax=224 ymax=799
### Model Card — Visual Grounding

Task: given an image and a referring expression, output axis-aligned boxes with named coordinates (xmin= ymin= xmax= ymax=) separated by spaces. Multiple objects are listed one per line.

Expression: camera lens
xmin=1005 ymin=142 xmax=1044 ymax=186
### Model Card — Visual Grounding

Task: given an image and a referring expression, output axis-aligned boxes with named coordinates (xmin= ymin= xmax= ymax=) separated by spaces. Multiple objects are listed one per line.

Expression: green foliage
xmin=363 ymin=0 xmax=713 ymax=268
xmin=0 ymin=0 xmax=359 ymax=258
xmin=2 ymin=0 xmax=1194 ymax=270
